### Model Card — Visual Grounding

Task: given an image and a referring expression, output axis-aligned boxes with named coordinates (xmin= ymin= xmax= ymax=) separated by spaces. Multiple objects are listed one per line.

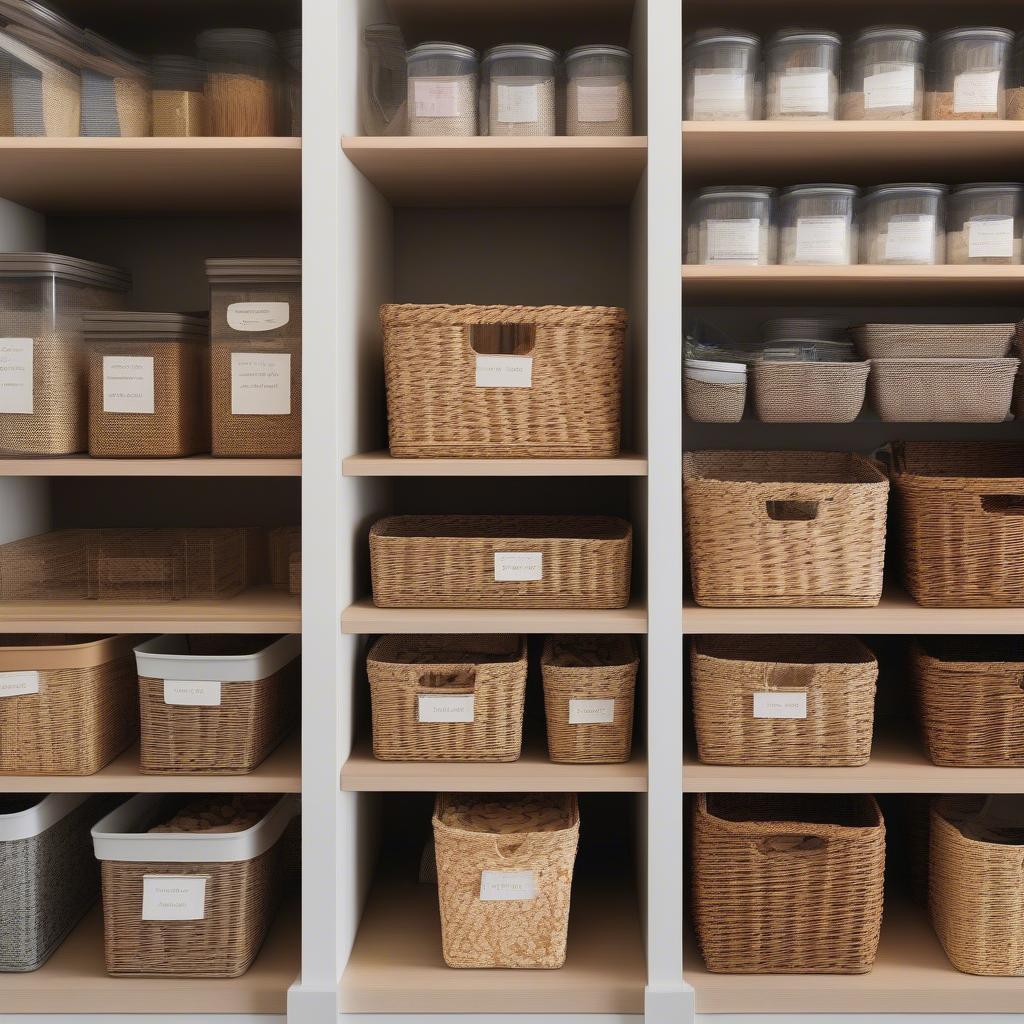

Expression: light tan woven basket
xmin=369 ymin=515 xmax=632 ymax=609
xmin=541 ymin=636 xmax=637 ymax=764
xmin=367 ymin=635 xmax=527 ymax=762
xmin=751 ymin=361 xmax=869 ymax=423
xmin=683 ymin=451 xmax=889 ymax=607
xmin=869 ymin=358 xmax=1018 ymax=422
xmin=432 ymin=792 xmax=580 ymax=969
xmin=692 ymin=793 xmax=886 ymax=974
xmin=690 ymin=635 xmax=877 ymax=767
xmin=684 ymin=376 xmax=746 ymax=423
xmin=381 ymin=304 xmax=626 ymax=458
xmin=852 ymin=323 xmax=1016 ymax=359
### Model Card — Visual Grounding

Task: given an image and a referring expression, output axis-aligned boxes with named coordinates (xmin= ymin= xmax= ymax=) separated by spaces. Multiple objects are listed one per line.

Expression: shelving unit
xmin=343 ymin=451 xmax=647 ymax=476
xmin=0 ymin=456 xmax=301 ymax=476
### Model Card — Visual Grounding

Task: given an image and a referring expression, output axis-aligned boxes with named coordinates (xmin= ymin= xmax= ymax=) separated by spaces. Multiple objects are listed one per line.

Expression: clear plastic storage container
xmin=406 ymin=41 xmax=478 ymax=137
xmin=766 ymin=29 xmax=840 ymax=120
xmin=565 ymin=44 xmax=633 ymax=136
xmin=684 ymin=30 xmax=762 ymax=121
xmin=687 ymin=186 xmax=776 ymax=265
xmin=762 ymin=317 xmax=855 ymax=360
xmin=841 ymin=26 xmax=925 ymax=120
xmin=361 ymin=24 xmax=406 ymax=136
xmin=0 ymin=28 xmax=80 ymax=136
xmin=480 ymin=44 xmax=558 ymax=137
xmin=778 ymin=184 xmax=858 ymax=265
xmin=197 ymin=28 xmax=279 ymax=137
xmin=947 ymin=182 xmax=1024 ymax=264
xmin=277 ymin=29 xmax=301 ymax=137
xmin=150 ymin=55 xmax=205 ymax=137
xmin=926 ymin=27 xmax=1013 ymax=119
xmin=859 ymin=183 xmax=947 ymax=264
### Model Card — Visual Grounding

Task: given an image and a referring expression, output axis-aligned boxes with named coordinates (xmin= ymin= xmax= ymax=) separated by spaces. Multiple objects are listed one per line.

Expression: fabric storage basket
xmin=432 ymin=792 xmax=580 ymax=968
xmin=134 ymin=634 xmax=300 ymax=774
xmin=852 ymin=322 xmax=1016 ymax=360
xmin=683 ymin=451 xmax=889 ymax=608
xmin=541 ymin=636 xmax=637 ymax=764
xmin=267 ymin=526 xmax=300 ymax=589
xmin=751 ymin=361 xmax=869 ymax=423
xmin=207 ymin=259 xmax=301 ymax=457
xmin=684 ymin=359 xmax=746 ymax=423
xmin=381 ymin=304 xmax=627 ymax=458
xmin=369 ymin=515 xmax=632 ymax=609
xmin=92 ymin=793 xmax=297 ymax=978
xmin=0 ymin=635 xmax=136 ymax=775
xmin=692 ymin=793 xmax=886 ymax=974
xmin=367 ymin=635 xmax=527 ymax=762
xmin=690 ymin=635 xmax=878 ymax=767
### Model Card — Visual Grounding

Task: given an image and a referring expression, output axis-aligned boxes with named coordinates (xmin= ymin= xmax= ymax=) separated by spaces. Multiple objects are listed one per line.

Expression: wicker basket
xmin=0 ymin=529 xmax=90 ymax=600
xmin=541 ymin=636 xmax=637 ymax=764
xmin=692 ymin=793 xmax=886 ymax=974
xmin=288 ymin=549 xmax=300 ymax=595
xmin=852 ymin=322 xmax=1016 ymax=359
xmin=690 ymin=635 xmax=877 ymax=767
xmin=751 ymin=361 xmax=869 ymax=423
xmin=432 ymin=792 xmax=580 ymax=969
xmin=369 ymin=515 xmax=632 ymax=609
xmin=134 ymin=634 xmax=300 ymax=775
xmin=683 ymin=451 xmax=889 ymax=607
xmin=381 ymin=304 xmax=626 ymax=458
xmin=0 ymin=635 xmax=137 ymax=775
xmin=268 ymin=526 xmax=300 ymax=589
xmin=869 ymin=358 xmax=1018 ymax=422
xmin=684 ymin=376 xmax=746 ymax=423
xmin=368 ymin=635 xmax=527 ymax=762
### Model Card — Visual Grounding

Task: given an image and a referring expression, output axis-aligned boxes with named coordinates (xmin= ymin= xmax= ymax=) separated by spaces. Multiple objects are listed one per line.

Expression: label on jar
xmin=226 ymin=302 xmax=290 ymax=332
xmin=142 ymin=875 xmax=207 ymax=920
xmin=795 ymin=216 xmax=849 ymax=264
xmin=779 ymin=69 xmax=830 ymax=114
xmin=480 ymin=870 xmax=536 ymax=901
xmin=494 ymin=551 xmax=542 ymax=582
xmin=413 ymin=79 xmax=461 ymax=118
xmin=0 ymin=338 xmax=32 ymax=414
xmin=884 ymin=215 xmax=936 ymax=262
xmin=496 ymin=83 xmax=539 ymax=123
xmin=231 ymin=352 xmax=291 ymax=415
xmin=753 ymin=691 xmax=808 ymax=719
xmin=569 ymin=698 xmax=616 ymax=724
xmin=692 ymin=70 xmax=747 ymax=117
xmin=418 ymin=694 xmax=475 ymax=723
xmin=576 ymin=84 xmax=620 ymax=122
xmin=163 ymin=679 xmax=222 ymax=707
xmin=0 ymin=671 xmax=39 ymax=697
xmin=863 ymin=65 xmax=916 ymax=110
xmin=706 ymin=218 xmax=762 ymax=265
xmin=475 ymin=354 xmax=533 ymax=388
xmin=953 ymin=70 xmax=1000 ymax=114
xmin=103 ymin=355 xmax=154 ymax=414
xmin=968 ymin=217 xmax=1015 ymax=258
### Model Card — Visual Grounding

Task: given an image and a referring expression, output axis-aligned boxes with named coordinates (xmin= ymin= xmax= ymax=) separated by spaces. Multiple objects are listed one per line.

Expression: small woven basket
xmin=690 ymin=635 xmax=878 ymax=767
xmin=367 ymin=635 xmax=527 ymax=762
xmin=684 ymin=376 xmax=746 ymax=423
xmin=751 ymin=361 xmax=869 ymax=423
xmin=432 ymin=792 xmax=580 ymax=969
xmin=852 ymin=323 xmax=1015 ymax=360
xmin=869 ymin=358 xmax=1018 ymax=422
xmin=692 ymin=793 xmax=886 ymax=974
xmin=541 ymin=636 xmax=637 ymax=764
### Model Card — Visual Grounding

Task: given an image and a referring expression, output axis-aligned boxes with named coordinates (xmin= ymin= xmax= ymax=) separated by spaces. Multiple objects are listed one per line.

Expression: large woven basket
xmin=432 ymin=792 xmax=580 ymax=969
xmin=684 ymin=451 xmax=889 ymax=607
xmin=869 ymin=358 xmax=1018 ymax=422
xmin=751 ymin=361 xmax=869 ymax=423
xmin=369 ymin=515 xmax=632 ymax=609
xmin=541 ymin=636 xmax=637 ymax=764
xmin=692 ymin=793 xmax=886 ymax=974
xmin=852 ymin=323 xmax=1016 ymax=360
xmin=684 ymin=376 xmax=746 ymax=423
xmin=381 ymin=304 xmax=626 ymax=458
xmin=367 ymin=635 xmax=527 ymax=762
xmin=690 ymin=635 xmax=877 ymax=767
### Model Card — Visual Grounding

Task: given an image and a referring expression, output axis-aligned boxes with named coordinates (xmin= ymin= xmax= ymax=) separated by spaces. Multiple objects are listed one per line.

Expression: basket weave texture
xmin=684 ymin=377 xmax=746 ymax=423
xmin=752 ymin=361 xmax=869 ymax=423
xmin=852 ymin=323 xmax=1015 ymax=360
xmin=268 ymin=527 xmax=300 ymax=589
xmin=690 ymin=635 xmax=877 ymax=767
xmin=381 ymin=304 xmax=626 ymax=458
xmin=684 ymin=451 xmax=889 ymax=607
xmin=692 ymin=793 xmax=886 ymax=974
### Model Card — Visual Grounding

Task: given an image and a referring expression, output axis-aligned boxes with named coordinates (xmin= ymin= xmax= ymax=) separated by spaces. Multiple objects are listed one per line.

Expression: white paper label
xmin=569 ymin=697 xmax=616 ymax=724
xmin=0 ymin=670 xmax=39 ymax=697
xmin=884 ymin=215 xmax=936 ymax=262
xmin=795 ymin=216 xmax=849 ymax=264
xmin=103 ymin=355 xmax=154 ymax=414
xmin=413 ymin=79 xmax=460 ymax=118
xmin=494 ymin=551 xmax=542 ymax=582
xmin=753 ymin=691 xmax=808 ymax=719
xmin=692 ymin=70 xmax=747 ymax=117
xmin=418 ymin=694 xmax=475 ymax=722
xmin=163 ymin=679 xmax=222 ymax=706
xmin=496 ymin=83 xmax=539 ymax=123
xmin=968 ymin=217 xmax=1015 ymax=259
xmin=953 ymin=70 xmax=1000 ymax=114
xmin=475 ymin=354 xmax=533 ymax=388
xmin=231 ymin=352 xmax=291 ymax=415
xmin=706 ymin=218 xmax=762 ymax=265
xmin=577 ymin=84 xmax=620 ymax=122
xmin=779 ymin=69 xmax=830 ymax=114
xmin=863 ymin=65 xmax=916 ymax=110
xmin=0 ymin=338 xmax=32 ymax=414
xmin=480 ymin=869 xmax=536 ymax=901
xmin=226 ymin=302 xmax=290 ymax=332
xmin=142 ymin=875 xmax=207 ymax=920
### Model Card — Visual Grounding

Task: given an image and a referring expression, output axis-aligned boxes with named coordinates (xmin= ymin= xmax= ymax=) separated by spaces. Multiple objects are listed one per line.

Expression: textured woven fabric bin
xmin=0 ymin=634 xmax=137 ymax=775
xmin=852 ymin=323 xmax=1016 ymax=359
xmin=690 ymin=635 xmax=878 ymax=767
xmin=541 ymin=636 xmax=637 ymax=764
xmin=692 ymin=793 xmax=886 ymax=974
xmin=752 ymin=361 xmax=870 ymax=423
xmin=92 ymin=793 xmax=297 ymax=978
xmin=134 ymin=634 xmax=300 ymax=775
xmin=684 ymin=451 xmax=889 ymax=607
xmin=684 ymin=376 xmax=746 ymax=423
xmin=0 ymin=528 xmax=90 ymax=599
xmin=869 ymin=358 xmax=1018 ymax=422
xmin=367 ymin=635 xmax=527 ymax=762
xmin=370 ymin=515 xmax=632 ymax=609
xmin=432 ymin=792 xmax=580 ymax=969
xmin=381 ymin=304 xmax=626 ymax=458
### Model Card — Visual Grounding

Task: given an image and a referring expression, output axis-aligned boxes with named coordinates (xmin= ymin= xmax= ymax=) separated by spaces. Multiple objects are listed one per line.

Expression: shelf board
xmin=339 ymin=872 xmax=645 ymax=1014
xmin=0 ymin=456 xmax=300 ymax=477
xmin=0 ymin=138 xmax=300 ymax=214
xmin=342 ymin=137 xmax=647 ymax=206
xmin=343 ymin=451 xmax=647 ymax=476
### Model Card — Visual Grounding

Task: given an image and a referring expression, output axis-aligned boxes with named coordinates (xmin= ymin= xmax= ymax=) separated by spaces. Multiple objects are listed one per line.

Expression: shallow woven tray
xmin=751 ymin=361 xmax=869 ymax=423
xmin=853 ymin=323 xmax=1015 ymax=360
xmin=869 ymin=358 xmax=1018 ymax=422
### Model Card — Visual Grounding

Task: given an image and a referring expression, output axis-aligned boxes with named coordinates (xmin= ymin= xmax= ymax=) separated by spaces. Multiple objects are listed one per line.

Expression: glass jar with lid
xmin=406 ymin=41 xmax=478 ymax=136
xmin=947 ymin=183 xmax=1024 ymax=264
xmin=687 ymin=187 xmax=777 ymax=266
xmin=361 ymin=24 xmax=407 ymax=136
xmin=925 ymin=27 xmax=1013 ymax=119
xmin=684 ymin=30 xmax=762 ymax=121
xmin=859 ymin=184 xmax=946 ymax=264
xmin=480 ymin=44 xmax=558 ymax=136
xmin=565 ymin=44 xmax=633 ymax=136
xmin=841 ymin=26 xmax=925 ymax=120
xmin=766 ymin=29 xmax=840 ymax=120
xmin=778 ymin=184 xmax=859 ymax=265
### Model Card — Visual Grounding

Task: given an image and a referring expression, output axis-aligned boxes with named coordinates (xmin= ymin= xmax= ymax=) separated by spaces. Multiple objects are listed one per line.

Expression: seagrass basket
xmin=852 ymin=322 xmax=1015 ymax=359
xmin=381 ymin=303 xmax=626 ymax=458
xmin=692 ymin=793 xmax=886 ymax=974
xmin=684 ymin=376 xmax=746 ymax=423
xmin=0 ymin=529 xmax=91 ymax=599
xmin=367 ymin=635 xmax=527 ymax=762
xmin=751 ymin=361 xmax=869 ymax=423
xmin=432 ymin=792 xmax=580 ymax=969
xmin=869 ymin=358 xmax=1018 ymax=422
xmin=683 ymin=451 xmax=889 ymax=607
xmin=690 ymin=635 xmax=877 ymax=767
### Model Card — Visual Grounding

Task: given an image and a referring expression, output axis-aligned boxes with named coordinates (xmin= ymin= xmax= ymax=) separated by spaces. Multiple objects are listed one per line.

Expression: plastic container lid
xmin=7 ymin=23 xmax=148 ymax=80
xmin=0 ymin=252 xmax=130 ymax=290
xmin=150 ymin=54 xmax=205 ymax=90
xmin=205 ymin=257 xmax=301 ymax=284
xmin=695 ymin=186 xmax=775 ymax=201
xmin=853 ymin=25 xmax=927 ymax=45
xmin=770 ymin=28 xmax=841 ymax=46
xmin=278 ymin=28 xmax=301 ymax=64
xmin=482 ymin=43 xmax=558 ymax=64
xmin=952 ymin=182 xmax=1024 ymax=196
xmin=133 ymin=633 xmax=300 ymax=682
xmin=84 ymin=28 xmax=146 ymax=71
xmin=197 ymin=28 xmax=278 ymax=49
xmin=933 ymin=27 xmax=1014 ymax=45
xmin=0 ymin=0 xmax=85 ymax=47
xmin=407 ymin=41 xmax=478 ymax=62
xmin=685 ymin=29 xmax=760 ymax=49
xmin=82 ymin=312 xmax=209 ymax=341
xmin=685 ymin=358 xmax=747 ymax=373
xmin=861 ymin=183 xmax=948 ymax=201
xmin=781 ymin=183 xmax=858 ymax=198
xmin=565 ymin=44 xmax=631 ymax=63
xmin=0 ymin=794 xmax=88 ymax=842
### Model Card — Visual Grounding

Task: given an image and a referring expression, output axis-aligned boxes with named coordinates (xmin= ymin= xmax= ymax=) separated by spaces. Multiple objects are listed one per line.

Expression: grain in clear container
xmin=361 ymin=24 xmax=407 ymax=135
xmin=947 ymin=183 xmax=1024 ymax=264
xmin=687 ymin=186 xmax=776 ymax=265
xmin=859 ymin=183 xmax=946 ymax=264
xmin=197 ymin=29 xmax=279 ymax=137
xmin=926 ymin=27 xmax=1012 ymax=119
xmin=565 ymin=44 xmax=633 ymax=136
xmin=841 ymin=26 xmax=925 ymax=121
xmin=150 ymin=55 xmax=205 ymax=137
xmin=406 ymin=41 xmax=478 ymax=136
xmin=684 ymin=30 xmax=762 ymax=121
xmin=779 ymin=184 xmax=858 ymax=265
xmin=480 ymin=44 xmax=557 ymax=137
xmin=766 ymin=29 xmax=840 ymax=120
xmin=0 ymin=28 xmax=80 ymax=136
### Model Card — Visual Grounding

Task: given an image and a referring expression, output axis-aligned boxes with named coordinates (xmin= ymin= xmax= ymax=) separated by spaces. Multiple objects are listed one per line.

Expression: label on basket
xmin=884 ymin=215 xmax=936 ymax=262
xmin=577 ymin=85 xmax=620 ymax=122
xmin=0 ymin=338 xmax=33 ymax=414
xmin=0 ymin=670 xmax=39 ymax=697
xmin=795 ymin=216 xmax=849 ymax=264
xmin=497 ymin=83 xmax=539 ymax=123
xmin=706 ymin=218 xmax=761 ymax=265
xmin=692 ymin=70 xmax=747 ymax=117
xmin=226 ymin=302 xmax=290 ymax=332
xmin=778 ymin=69 xmax=830 ymax=114
xmin=753 ymin=690 xmax=808 ymax=719
xmin=494 ymin=551 xmax=543 ymax=581
xmin=164 ymin=679 xmax=222 ymax=706
xmin=475 ymin=354 xmax=533 ymax=388
xmin=412 ymin=79 xmax=461 ymax=118
xmin=480 ymin=869 xmax=537 ymax=901
xmin=418 ymin=693 xmax=475 ymax=722
xmin=569 ymin=697 xmax=615 ymax=724
xmin=953 ymin=70 xmax=1000 ymax=114
xmin=142 ymin=875 xmax=207 ymax=920
xmin=967 ymin=217 xmax=1015 ymax=259
xmin=863 ymin=65 xmax=916 ymax=110
xmin=231 ymin=352 xmax=292 ymax=415
xmin=103 ymin=355 xmax=154 ymax=414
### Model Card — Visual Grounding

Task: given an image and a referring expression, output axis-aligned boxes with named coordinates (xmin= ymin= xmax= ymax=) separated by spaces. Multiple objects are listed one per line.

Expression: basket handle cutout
xmin=766 ymin=500 xmax=820 ymax=522
xmin=757 ymin=835 xmax=827 ymax=854
xmin=980 ymin=495 xmax=1024 ymax=516
xmin=469 ymin=323 xmax=537 ymax=357
xmin=495 ymin=838 xmax=527 ymax=858
xmin=418 ymin=668 xmax=476 ymax=691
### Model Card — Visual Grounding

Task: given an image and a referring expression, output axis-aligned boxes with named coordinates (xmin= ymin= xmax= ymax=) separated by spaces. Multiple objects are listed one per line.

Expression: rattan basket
xmin=852 ymin=323 xmax=1016 ymax=359
xmin=684 ymin=376 xmax=746 ymax=423
xmin=690 ymin=635 xmax=878 ymax=767
xmin=683 ymin=451 xmax=889 ymax=607
xmin=692 ymin=793 xmax=886 ymax=974
xmin=751 ymin=361 xmax=869 ymax=423
xmin=0 ymin=529 xmax=90 ymax=600
xmin=869 ymin=358 xmax=1018 ymax=422
xmin=381 ymin=303 xmax=626 ymax=458
xmin=541 ymin=636 xmax=637 ymax=764
xmin=432 ymin=792 xmax=580 ymax=969
xmin=369 ymin=515 xmax=632 ymax=609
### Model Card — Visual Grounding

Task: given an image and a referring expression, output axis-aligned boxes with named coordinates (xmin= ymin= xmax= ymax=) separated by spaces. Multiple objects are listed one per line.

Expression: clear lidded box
xmin=841 ymin=25 xmax=925 ymax=121
xmin=946 ymin=182 xmax=1024 ymax=264
xmin=361 ymin=24 xmax=407 ymax=136
xmin=406 ymin=41 xmax=478 ymax=137
xmin=778 ymin=184 xmax=859 ymax=265
xmin=859 ymin=183 xmax=947 ymax=265
xmin=565 ymin=44 xmax=633 ymax=136
xmin=197 ymin=28 xmax=279 ymax=137
xmin=766 ymin=28 xmax=840 ymax=120
xmin=925 ymin=27 xmax=1013 ymax=119
xmin=684 ymin=29 xmax=762 ymax=121
xmin=687 ymin=186 xmax=776 ymax=266
xmin=480 ymin=43 xmax=558 ymax=137
xmin=150 ymin=54 xmax=205 ymax=137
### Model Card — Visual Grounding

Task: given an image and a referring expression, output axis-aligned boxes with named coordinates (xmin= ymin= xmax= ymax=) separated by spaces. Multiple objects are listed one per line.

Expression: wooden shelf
xmin=342 ymin=137 xmax=647 ymax=206
xmin=0 ymin=456 xmax=300 ymax=477
xmin=343 ymin=451 xmax=647 ymax=476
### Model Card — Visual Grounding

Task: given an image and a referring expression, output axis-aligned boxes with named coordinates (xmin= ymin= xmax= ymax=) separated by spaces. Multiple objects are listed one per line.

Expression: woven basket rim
xmin=371 ymin=515 xmax=632 ymax=541
xmin=853 ymin=323 xmax=1016 ymax=338
xmin=893 ymin=440 xmax=1024 ymax=482
xmin=684 ymin=450 xmax=887 ymax=486
xmin=698 ymin=793 xmax=883 ymax=835
xmin=870 ymin=357 xmax=1019 ymax=368
xmin=433 ymin=792 xmax=580 ymax=838
xmin=933 ymin=796 xmax=1024 ymax=849
xmin=912 ymin=637 xmax=1024 ymax=668
xmin=380 ymin=303 xmax=628 ymax=328
xmin=540 ymin=635 xmax=638 ymax=669
xmin=693 ymin=634 xmax=876 ymax=667
xmin=368 ymin=634 xmax=527 ymax=668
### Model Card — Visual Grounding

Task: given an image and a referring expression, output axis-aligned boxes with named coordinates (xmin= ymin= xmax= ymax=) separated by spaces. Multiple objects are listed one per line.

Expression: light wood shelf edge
xmin=343 ymin=451 xmax=647 ymax=476
xmin=0 ymin=456 xmax=300 ymax=477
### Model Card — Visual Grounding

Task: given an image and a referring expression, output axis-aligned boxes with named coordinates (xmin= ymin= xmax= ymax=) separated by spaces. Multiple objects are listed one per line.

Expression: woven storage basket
xmin=869 ymin=358 xmax=1018 ymax=422
xmin=367 ymin=635 xmax=527 ymax=762
xmin=683 ymin=451 xmax=889 ymax=607
xmin=852 ymin=323 xmax=1016 ymax=359
xmin=369 ymin=515 xmax=632 ymax=609
xmin=432 ymin=792 xmax=580 ymax=969
xmin=0 ymin=635 xmax=137 ymax=775
xmin=751 ymin=361 xmax=869 ymax=423
xmin=381 ymin=304 xmax=626 ymax=458
xmin=288 ymin=549 xmax=300 ymax=595
xmin=268 ymin=526 xmax=300 ymax=589
xmin=541 ymin=636 xmax=637 ymax=764
xmin=135 ymin=634 xmax=300 ymax=775
xmin=690 ymin=635 xmax=878 ymax=767
xmin=692 ymin=793 xmax=886 ymax=974
xmin=0 ymin=529 xmax=90 ymax=600
xmin=684 ymin=376 xmax=746 ymax=423
xmin=93 ymin=794 xmax=297 ymax=978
